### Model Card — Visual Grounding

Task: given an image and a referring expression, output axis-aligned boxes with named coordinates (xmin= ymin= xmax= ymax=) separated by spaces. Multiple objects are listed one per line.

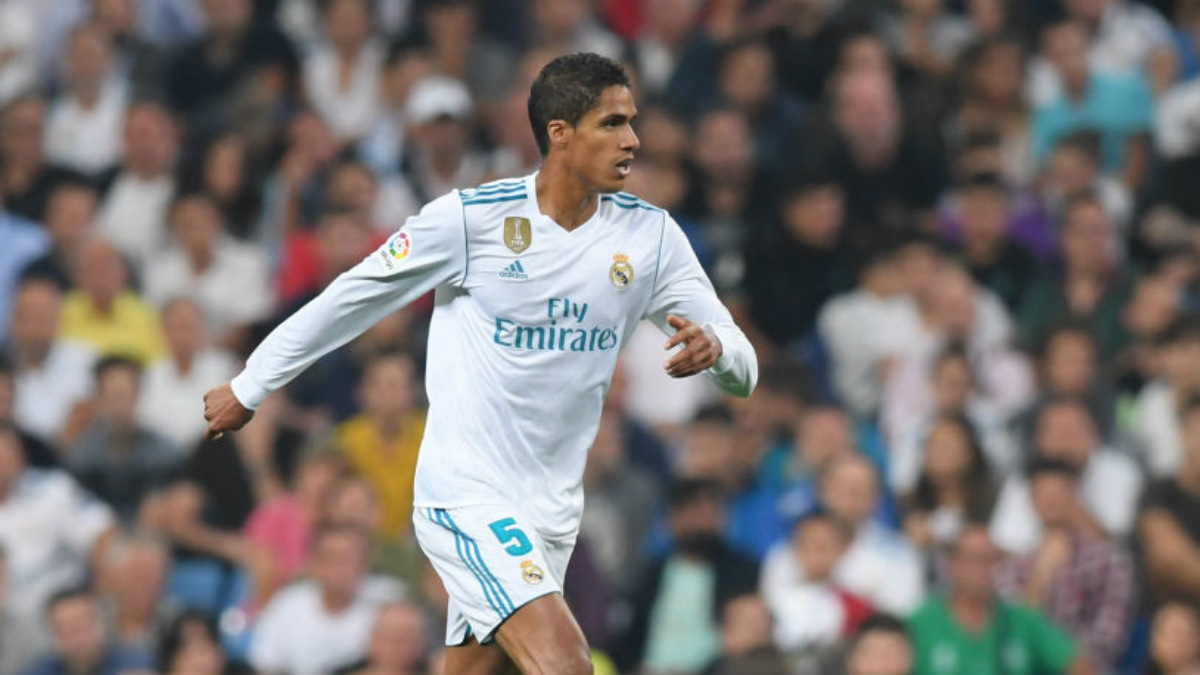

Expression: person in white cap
xmin=403 ymin=74 xmax=491 ymax=203
xmin=203 ymin=52 xmax=757 ymax=675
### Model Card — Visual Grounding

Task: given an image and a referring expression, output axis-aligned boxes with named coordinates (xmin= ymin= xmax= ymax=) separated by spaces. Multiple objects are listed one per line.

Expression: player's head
xmin=527 ymin=52 xmax=637 ymax=193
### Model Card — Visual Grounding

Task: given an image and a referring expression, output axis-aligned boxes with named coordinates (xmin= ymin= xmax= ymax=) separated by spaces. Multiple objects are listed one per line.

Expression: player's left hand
xmin=664 ymin=314 xmax=723 ymax=378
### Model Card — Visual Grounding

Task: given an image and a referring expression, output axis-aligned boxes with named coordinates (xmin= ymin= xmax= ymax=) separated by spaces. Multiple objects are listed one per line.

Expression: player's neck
xmin=535 ymin=166 xmax=598 ymax=232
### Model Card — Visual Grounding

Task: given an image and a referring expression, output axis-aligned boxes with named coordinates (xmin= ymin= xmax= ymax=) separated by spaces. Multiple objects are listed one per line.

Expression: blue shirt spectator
xmin=0 ymin=210 xmax=50 ymax=340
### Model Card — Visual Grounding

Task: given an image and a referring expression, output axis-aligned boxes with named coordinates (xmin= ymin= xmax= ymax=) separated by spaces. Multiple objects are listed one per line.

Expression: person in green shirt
xmin=906 ymin=525 xmax=1096 ymax=675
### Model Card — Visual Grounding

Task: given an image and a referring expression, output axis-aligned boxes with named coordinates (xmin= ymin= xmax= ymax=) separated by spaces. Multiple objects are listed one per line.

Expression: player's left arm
xmin=643 ymin=215 xmax=758 ymax=397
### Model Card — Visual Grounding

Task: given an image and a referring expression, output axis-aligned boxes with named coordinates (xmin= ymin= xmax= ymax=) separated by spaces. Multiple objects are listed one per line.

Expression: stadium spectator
xmin=743 ymin=177 xmax=852 ymax=352
xmin=0 ymin=359 xmax=57 ymax=467
xmin=994 ymin=459 xmax=1134 ymax=668
xmin=819 ymin=241 xmax=921 ymax=418
xmin=991 ymin=397 xmax=1142 ymax=554
xmin=900 ymin=413 xmax=998 ymax=562
xmin=1040 ymin=131 xmax=1133 ymax=238
xmin=760 ymin=403 xmax=862 ymax=526
xmin=93 ymin=101 xmax=179 ymax=273
xmin=906 ymin=525 xmax=1096 ymax=675
xmin=58 ymin=237 xmax=166 ymax=366
xmin=630 ymin=0 xmax=719 ymax=111
xmin=704 ymin=594 xmax=790 ymax=675
xmin=1134 ymin=315 xmax=1200 ymax=477
xmin=532 ymin=0 xmax=621 ymax=60
xmin=137 ymin=297 xmax=238 ymax=450
xmin=90 ymin=0 xmax=167 ymax=99
xmin=1139 ymin=395 xmax=1200 ymax=606
xmin=144 ymin=192 xmax=272 ymax=348
xmin=275 ymin=203 xmax=380 ymax=308
xmin=335 ymin=351 xmax=424 ymax=538
xmin=43 ymin=22 xmax=127 ymax=178
xmin=402 ymin=75 xmax=489 ymax=203
xmin=678 ymin=404 xmax=785 ymax=559
xmin=184 ymin=132 xmax=262 ymax=240
xmin=0 ymin=183 xmax=50 ymax=342
xmin=0 ymin=96 xmax=82 ymax=223
xmin=716 ymin=38 xmax=804 ymax=175
xmin=942 ymin=173 xmax=1038 ymax=313
xmin=1147 ymin=602 xmax=1200 ymax=675
xmin=1031 ymin=20 xmax=1155 ymax=180
xmin=18 ymin=180 xmax=99 ymax=291
xmin=1021 ymin=320 xmax=1116 ymax=445
xmin=5 ymin=278 xmax=94 ymax=447
xmin=66 ymin=356 xmax=181 ymax=524
xmin=164 ymin=0 xmax=297 ymax=127
xmin=20 ymin=587 xmax=152 ymax=675
xmin=883 ymin=0 xmax=975 ymax=80
xmin=887 ymin=345 xmax=1021 ymax=488
xmin=418 ymin=0 xmax=516 ymax=109
xmin=844 ymin=614 xmax=915 ymax=675
xmin=333 ymin=601 xmax=430 ymax=675
xmin=579 ymin=409 xmax=661 ymax=595
xmin=0 ymin=546 xmax=52 ymax=674
xmin=0 ymin=1 xmax=36 ymax=109
xmin=759 ymin=511 xmax=872 ymax=661
xmin=156 ymin=609 xmax=252 ymax=675
xmin=617 ymin=478 xmax=759 ymax=674
xmin=151 ymin=394 xmax=300 ymax=614
xmin=1018 ymin=191 xmax=1134 ymax=360
xmin=0 ymin=424 xmax=115 ymax=620
xmin=814 ymin=454 xmax=924 ymax=615
xmin=302 ymin=0 xmax=384 ymax=142
xmin=243 ymin=449 xmax=346 ymax=599
xmin=97 ymin=534 xmax=174 ymax=655
xmin=798 ymin=67 xmax=947 ymax=235
xmin=249 ymin=524 xmax=404 ymax=675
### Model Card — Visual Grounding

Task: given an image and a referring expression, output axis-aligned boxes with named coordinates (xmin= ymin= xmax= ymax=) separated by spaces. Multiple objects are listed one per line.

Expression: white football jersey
xmin=231 ymin=173 xmax=757 ymax=538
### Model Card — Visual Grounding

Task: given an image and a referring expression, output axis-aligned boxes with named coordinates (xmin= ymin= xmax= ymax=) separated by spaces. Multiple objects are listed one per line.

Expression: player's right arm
xmin=204 ymin=192 xmax=467 ymax=437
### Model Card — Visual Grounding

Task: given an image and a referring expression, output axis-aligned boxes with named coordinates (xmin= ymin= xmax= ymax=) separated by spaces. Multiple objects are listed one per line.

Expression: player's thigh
xmin=494 ymin=593 xmax=592 ymax=675
xmin=442 ymin=636 xmax=514 ymax=675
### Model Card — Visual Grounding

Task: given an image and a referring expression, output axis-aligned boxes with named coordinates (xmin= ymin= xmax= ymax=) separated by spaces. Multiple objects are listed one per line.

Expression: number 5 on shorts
xmin=488 ymin=517 xmax=533 ymax=556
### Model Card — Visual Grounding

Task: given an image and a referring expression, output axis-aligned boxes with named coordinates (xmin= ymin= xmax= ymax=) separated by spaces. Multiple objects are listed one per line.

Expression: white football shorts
xmin=413 ymin=504 xmax=576 ymax=645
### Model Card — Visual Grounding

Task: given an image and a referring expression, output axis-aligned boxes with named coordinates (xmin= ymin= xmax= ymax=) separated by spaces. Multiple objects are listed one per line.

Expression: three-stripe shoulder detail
xmin=461 ymin=179 xmax=527 ymax=206
xmin=601 ymin=192 xmax=662 ymax=212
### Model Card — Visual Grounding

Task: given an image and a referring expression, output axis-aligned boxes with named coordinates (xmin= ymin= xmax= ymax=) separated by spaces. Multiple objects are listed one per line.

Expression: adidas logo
xmin=498 ymin=259 xmax=529 ymax=282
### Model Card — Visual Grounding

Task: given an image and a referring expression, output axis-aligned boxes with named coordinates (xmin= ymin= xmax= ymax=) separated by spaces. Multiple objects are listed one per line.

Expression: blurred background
xmin=6 ymin=0 xmax=1200 ymax=674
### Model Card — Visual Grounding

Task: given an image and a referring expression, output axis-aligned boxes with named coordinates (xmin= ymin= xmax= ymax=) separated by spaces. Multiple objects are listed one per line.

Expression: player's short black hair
xmin=527 ymin=53 xmax=631 ymax=156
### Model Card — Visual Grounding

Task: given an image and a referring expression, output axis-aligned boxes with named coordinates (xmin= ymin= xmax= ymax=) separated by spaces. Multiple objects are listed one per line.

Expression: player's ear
xmin=547 ymin=119 xmax=572 ymax=151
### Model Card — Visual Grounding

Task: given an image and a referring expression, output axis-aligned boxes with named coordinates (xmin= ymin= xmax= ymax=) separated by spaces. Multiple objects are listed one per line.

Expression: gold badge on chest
xmin=610 ymin=252 xmax=634 ymax=289
xmin=504 ymin=216 xmax=532 ymax=254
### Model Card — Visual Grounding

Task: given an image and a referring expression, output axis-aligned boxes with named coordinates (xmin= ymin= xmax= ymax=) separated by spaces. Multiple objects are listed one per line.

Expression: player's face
xmin=567 ymin=85 xmax=639 ymax=193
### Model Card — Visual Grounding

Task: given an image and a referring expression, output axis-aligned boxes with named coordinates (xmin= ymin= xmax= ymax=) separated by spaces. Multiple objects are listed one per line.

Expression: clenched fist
xmin=203 ymin=383 xmax=255 ymax=439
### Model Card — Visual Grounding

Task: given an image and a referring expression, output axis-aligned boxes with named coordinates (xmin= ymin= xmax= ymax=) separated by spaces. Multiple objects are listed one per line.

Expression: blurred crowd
xmin=9 ymin=0 xmax=1200 ymax=674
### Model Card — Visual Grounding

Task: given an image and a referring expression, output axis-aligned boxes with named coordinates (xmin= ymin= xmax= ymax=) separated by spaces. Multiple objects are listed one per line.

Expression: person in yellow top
xmin=335 ymin=350 xmax=426 ymax=538
xmin=60 ymin=238 xmax=166 ymax=365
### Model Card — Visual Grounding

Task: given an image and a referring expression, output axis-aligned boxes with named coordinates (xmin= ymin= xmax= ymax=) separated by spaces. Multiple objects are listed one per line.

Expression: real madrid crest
xmin=520 ymin=560 xmax=545 ymax=585
xmin=504 ymin=217 xmax=532 ymax=254
xmin=610 ymin=252 xmax=634 ymax=289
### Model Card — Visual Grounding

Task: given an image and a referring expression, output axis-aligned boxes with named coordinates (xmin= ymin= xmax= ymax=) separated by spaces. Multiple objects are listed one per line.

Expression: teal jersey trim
xmin=462 ymin=193 xmax=528 ymax=206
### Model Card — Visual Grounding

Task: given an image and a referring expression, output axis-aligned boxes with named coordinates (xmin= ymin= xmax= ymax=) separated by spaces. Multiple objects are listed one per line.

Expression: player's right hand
xmin=203 ymin=382 xmax=255 ymax=440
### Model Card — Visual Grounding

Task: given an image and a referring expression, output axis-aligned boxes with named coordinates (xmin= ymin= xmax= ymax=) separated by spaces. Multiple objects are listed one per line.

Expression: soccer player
xmin=203 ymin=53 xmax=757 ymax=675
